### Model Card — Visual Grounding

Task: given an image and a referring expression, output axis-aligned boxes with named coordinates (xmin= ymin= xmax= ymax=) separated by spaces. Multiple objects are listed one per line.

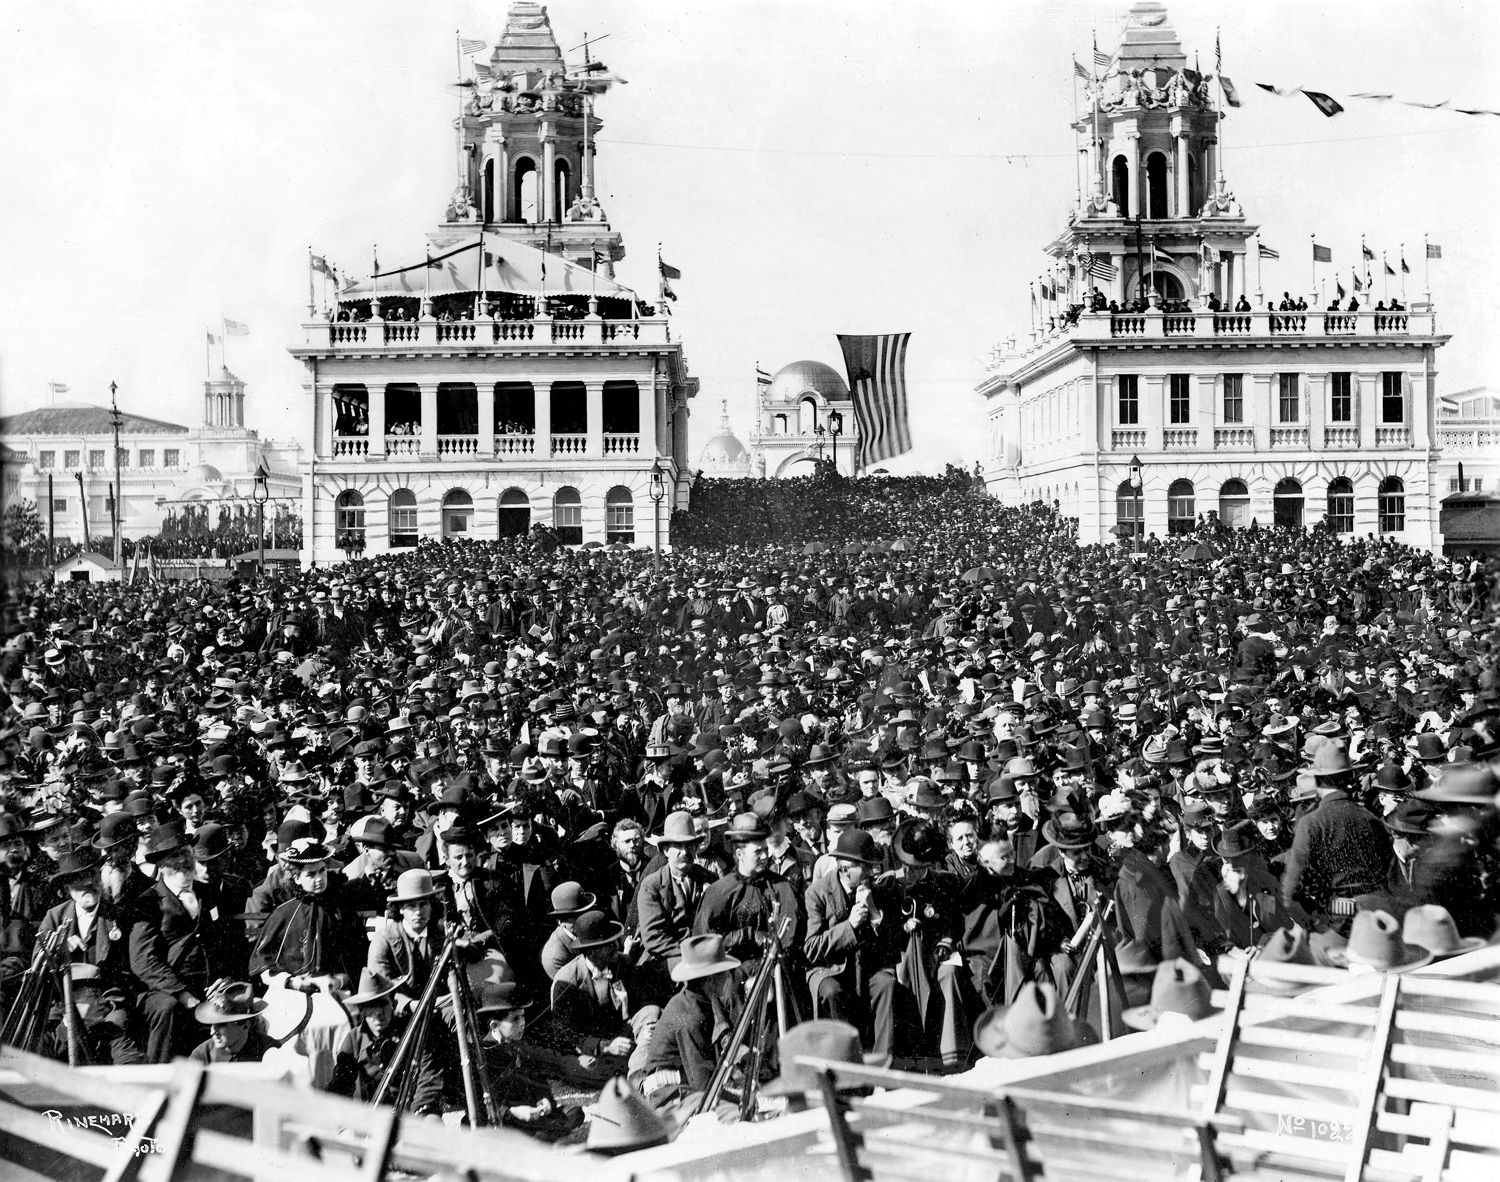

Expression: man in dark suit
xmin=128 ymin=825 xmax=228 ymax=1062
xmin=635 ymin=811 xmax=716 ymax=976
xmin=36 ymin=849 xmax=136 ymax=985
xmin=803 ymin=829 xmax=908 ymax=1060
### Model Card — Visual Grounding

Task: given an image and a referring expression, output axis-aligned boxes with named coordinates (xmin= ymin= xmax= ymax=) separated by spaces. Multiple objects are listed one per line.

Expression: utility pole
xmin=110 ymin=381 xmax=123 ymax=565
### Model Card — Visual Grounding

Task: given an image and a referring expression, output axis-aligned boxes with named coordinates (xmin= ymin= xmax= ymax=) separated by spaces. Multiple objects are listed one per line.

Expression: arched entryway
xmin=1146 ymin=152 xmax=1168 ymax=219
xmin=1273 ymin=478 xmax=1304 ymax=530
xmin=442 ymin=489 xmax=474 ymax=537
xmin=498 ymin=488 xmax=530 ymax=538
xmin=1218 ymin=479 xmax=1249 ymax=528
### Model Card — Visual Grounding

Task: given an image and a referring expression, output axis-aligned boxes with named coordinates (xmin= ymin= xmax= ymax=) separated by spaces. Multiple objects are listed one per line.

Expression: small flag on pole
xmin=222 ymin=318 xmax=249 ymax=336
xmin=1426 ymin=243 xmax=1443 ymax=259
xmin=1312 ymin=242 xmax=1332 ymax=263
xmin=1400 ymin=253 xmax=1410 ymax=274
xmin=1093 ymin=44 xmax=1110 ymax=72
xmin=1384 ymin=261 xmax=1396 ymax=277
xmin=310 ymin=254 xmax=337 ymax=280
xmin=1352 ymin=271 xmax=1364 ymax=292
xmin=47 ymin=381 xmax=69 ymax=397
xmin=1073 ymin=59 xmax=1090 ymax=81
xmin=459 ymin=37 xmax=486 ymax=55
xmin=658 ymin=258 xmax=681 ymax=280
xmin=838 ymin=333 xmax=913 ymax=472
xmin=756 ymin=364 xmax=773 ymax=385
xmin=1335 ymin=278 xmax=1346 ymax=300
xmin=1257 ymin=243 xmax=1280 ymax=260
xmin=206 ymin=332 xmax=219 ymax=346
xmin=1301 ymin=90 xmax=1344 ymax=117
xmin=1362 ymin=243 xmax=1376 ymax=262
xmin=1218 ymin=75 xmax=1242 ymax=107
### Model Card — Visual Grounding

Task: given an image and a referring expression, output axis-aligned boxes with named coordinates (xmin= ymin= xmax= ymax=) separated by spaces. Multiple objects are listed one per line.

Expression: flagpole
xmin=1092 ymin=32 xmax=1104 ymax=205
xmin=1071 ymin=59 xmax=1082 ymax=211
xmin=1254 ymin=235 xmax=1263 ymax=306
xmin=1381 ymin=252 xmax=1388 ymax=303
xmin=1400 ymin=244 xmax=1407 ymax=301
xmin=1423 ymin=234 xmax=1431 ymax=304
xmin=308 ymin=245 xmax=316 ymax=317
xmin=1214 ymin=29 xmax=1225 ymax=189
xmin=1309 ymin=234 xmax=1316 ymax=306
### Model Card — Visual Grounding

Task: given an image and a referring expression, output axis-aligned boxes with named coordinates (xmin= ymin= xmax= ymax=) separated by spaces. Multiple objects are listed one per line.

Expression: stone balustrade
xmin=384 ymin=434 xmax=420 ymax=458
xmin=332 ymin=436 xmax=369 ymax=458
xmin=1213 ymin=427 xmax=1254 ymax=449
xmin=550 ymin=433 xmax=587 ymax=457
xmin=437 ymin=434 xmax=480 ymax=457
xmin=1323 ymin=426 xmax=1360 ymax=449
xmin=1163 ymin=428 xmax=1197 ymax=449
xmin=304 ymin=314 xmax=671 ymax=352
xmin=495 ymin=432 xmax=536 ymax=456
xmin=603 ymin=433 xmax=641 ymax=455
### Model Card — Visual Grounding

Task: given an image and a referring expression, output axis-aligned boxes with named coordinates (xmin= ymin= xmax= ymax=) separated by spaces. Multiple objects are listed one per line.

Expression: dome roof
xmin=184 ymin=462 xmax=223 ymax=485
xmin=700 ymin=432 xmax=749 ymax=467
xmin=698 ymin=399 xmax=751 ymax=473
xmin=767 ymin=360 xmax=848 ymax=405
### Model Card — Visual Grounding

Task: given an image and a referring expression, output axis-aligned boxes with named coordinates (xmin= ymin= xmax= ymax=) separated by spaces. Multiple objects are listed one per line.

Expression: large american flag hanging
xmin=837 ymin=332 xmax=912 ymax=472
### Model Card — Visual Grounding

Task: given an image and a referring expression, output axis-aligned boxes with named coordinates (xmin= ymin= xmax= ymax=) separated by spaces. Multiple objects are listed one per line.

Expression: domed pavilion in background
xmin=749 ymin=359 xmax=858 ymax=478
xmin=697 ymin=401 xmax=751 ymax=478
xmin=289 ymin=2 xmax=697 ymax=560
xmin=977 ymin=1 xmax=1447 ymax=549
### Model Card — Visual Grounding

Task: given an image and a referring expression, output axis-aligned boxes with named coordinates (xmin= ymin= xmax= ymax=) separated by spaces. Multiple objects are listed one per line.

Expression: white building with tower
xmin=976 ymin=1 xmax=1447 ymax=549
xmin=0 ymin=372 xmax=301 ymax=545
xmin=290 ymin=3 xmax=697 ymax=561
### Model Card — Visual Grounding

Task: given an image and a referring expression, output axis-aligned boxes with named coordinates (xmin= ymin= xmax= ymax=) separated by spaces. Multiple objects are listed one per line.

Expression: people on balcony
xmin=1234 ymin=294 xmax=1251 ymax=312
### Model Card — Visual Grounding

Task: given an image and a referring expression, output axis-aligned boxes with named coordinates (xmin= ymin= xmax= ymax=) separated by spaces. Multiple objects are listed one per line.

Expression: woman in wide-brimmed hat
xmin=249 ymin=838 xmax=364 ymax=992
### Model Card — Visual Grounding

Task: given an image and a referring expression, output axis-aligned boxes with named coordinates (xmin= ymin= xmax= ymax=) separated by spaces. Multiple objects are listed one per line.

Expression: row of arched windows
xmin=1116 ymin=476 xmax=1406 ymax=536
xmin=333 ymin=486 xmax=637 ymax=548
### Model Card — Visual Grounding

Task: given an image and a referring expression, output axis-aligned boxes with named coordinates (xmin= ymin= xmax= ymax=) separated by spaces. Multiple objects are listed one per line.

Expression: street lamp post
xmin=649 ymin=459 xmax=666 ymax=571
xmin=1128 ymin=453 xmax=1143 ymax=551
xmin=812 ymin=423 xmax=826 ymax=465
xmin=251 ymin=462 xmax=270 ymax=575
xmin=827 ymin=409 xmax=843 ymax=475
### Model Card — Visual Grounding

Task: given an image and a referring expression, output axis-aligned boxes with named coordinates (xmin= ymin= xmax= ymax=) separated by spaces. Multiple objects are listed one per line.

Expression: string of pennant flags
xmin=1253 ymin=82 xmax=1500 ymax=119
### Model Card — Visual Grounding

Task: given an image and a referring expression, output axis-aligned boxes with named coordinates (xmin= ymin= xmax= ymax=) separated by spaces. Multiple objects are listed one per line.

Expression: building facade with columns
xmin=289 ymin=4 xmax=696 ymax=563
xmin=0 ymin=372 xmax=301 ymax=545
xmin=977 ymin=2 xmax=1447 ymax=549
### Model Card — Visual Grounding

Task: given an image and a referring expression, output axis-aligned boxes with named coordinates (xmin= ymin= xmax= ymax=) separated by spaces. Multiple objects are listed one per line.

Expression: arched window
xmin=1326 ymin=477 xmax=1354 ymax=534
xmin=1187 ymin=152 xmax=1202 ymax=215
xmin=1146 ymin=152 xmax=1168 ymax=219
xmin=1115 ymin=479 xmax=1142 ymax=540
xmin=553 ymin=160 xmax=570 ymax=221
xmin=335 ymin=490 xmax=365 ymax=550
xmin=1149 ymin=272 xmax=1184 ymax=301
xmin=1274 ymin=478 xmax=1304 ymax=530
xmin=388 ymin=488 xmax=417 ymax=548
xmin=1218 ymin=478 xmax=1249 ymax=529
xmin=1167 ymin=479 xmax=1195 ymax=535
xmin=482 ymin=158 xmax=495 ymax=223
xmin=498 ymin=487 xmax=530 ymax=538
xmin=1378 ymin=476 xmax=1405 ymax=533
xmin=513 ymin=158 xmax=538 ymax=223
xmin=553 ymin=486 xmax=582 ymax=546
xmin=1111 ymin=155 xmax=1130 ymax=215
xmin=798 ymin=396 xmax=818 ymax=435
xmin=441 ymin=488 xmax=473 ymax=538
xmin=605 ymin=486 xmax=634 ymax=544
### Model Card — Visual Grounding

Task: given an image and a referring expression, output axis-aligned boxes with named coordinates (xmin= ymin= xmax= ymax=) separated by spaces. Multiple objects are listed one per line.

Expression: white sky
xmin=1 ymin=0 xmax=1496 ymax=471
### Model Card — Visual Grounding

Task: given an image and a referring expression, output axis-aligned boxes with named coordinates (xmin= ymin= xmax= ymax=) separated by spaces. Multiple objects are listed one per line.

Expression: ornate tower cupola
xmin=438 ymin=2 xmax=623 ymax=277
xmin=1058 ymin=1 xmax=1256 ymax=309
xmin=203 ymin=367 xmax=245 ymax=429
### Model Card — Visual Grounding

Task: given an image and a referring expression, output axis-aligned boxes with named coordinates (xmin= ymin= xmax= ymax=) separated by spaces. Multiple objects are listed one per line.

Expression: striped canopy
xmin=343 ymin=236 xmax=636 ymax=300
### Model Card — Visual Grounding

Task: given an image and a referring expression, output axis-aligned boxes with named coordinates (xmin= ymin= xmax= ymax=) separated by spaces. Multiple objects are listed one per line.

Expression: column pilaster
xmin=419 ymin=384 xmax=439 ymax=457
xmin=585 ymin=380 xmax=604 ymax=457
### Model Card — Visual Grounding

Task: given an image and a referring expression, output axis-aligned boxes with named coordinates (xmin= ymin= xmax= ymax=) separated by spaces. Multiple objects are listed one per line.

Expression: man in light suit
xmin=803 ymin=829 xmax=907 ymax=1061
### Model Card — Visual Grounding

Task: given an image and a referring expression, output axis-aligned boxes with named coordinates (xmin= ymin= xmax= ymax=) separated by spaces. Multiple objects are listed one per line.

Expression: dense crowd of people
xmin=1 ymin=477 xmax=1497 ymax=1147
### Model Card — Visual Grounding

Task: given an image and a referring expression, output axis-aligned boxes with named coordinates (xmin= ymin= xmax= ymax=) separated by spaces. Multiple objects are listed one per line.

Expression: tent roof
xmin=343 ymin=237 xmax=637 ymax=301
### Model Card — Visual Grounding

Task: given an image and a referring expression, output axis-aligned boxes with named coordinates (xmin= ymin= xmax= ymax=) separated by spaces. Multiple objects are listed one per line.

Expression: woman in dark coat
xmin=249 ymin=841 xmax=365 ymax=991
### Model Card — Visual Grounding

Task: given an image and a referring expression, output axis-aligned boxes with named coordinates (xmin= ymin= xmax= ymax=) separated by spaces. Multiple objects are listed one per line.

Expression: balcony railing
xmin=1111 ymin=428 xmax=1146 ymax=449
xmin=1000 ymin=307 xmax=1439 ymax=368
xmin=603 ymin=433 xmax=641 ymax=455
xmin=301 ymin=313 xmax=672 ymax=353
xmin=1438 ymin=426 xmax=1500 ymax=454
xmin=333 ymin=436 xmax=370 ymax=457
xmin=1213 ymin=427 xmax=1253 ymax=449
xmin=437 ymin=434 xmax=481 ymax=457
xmin=550 ymin=433 xmax=587 ymax=456
xmin=1270 ymin=426 xmax=1309 ymax=448
xmin=1163 ymin=428 xmax=1197 ymax=449
xmin=495 ymin=432 xmax=536 ymax=456
xmin=1375 ymin=425 xmax=1411 ymax=446
xmin=384 ymin=434 xmax=420 ymax=458
xmin=1324 ymin=426 xmax=1359 ymax=448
